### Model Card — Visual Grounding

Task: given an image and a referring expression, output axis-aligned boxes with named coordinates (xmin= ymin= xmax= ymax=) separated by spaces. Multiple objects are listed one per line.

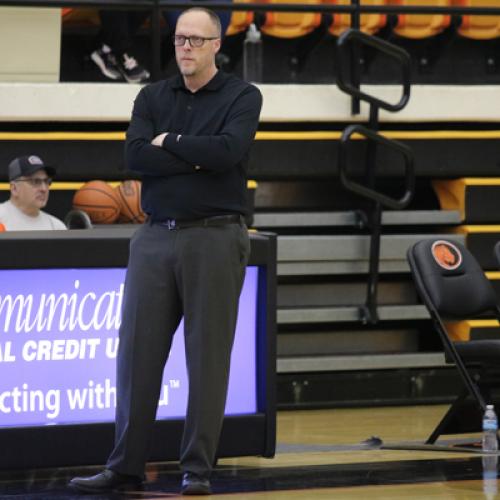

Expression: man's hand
xmin=151 ymin=133 xmax=168 ymax=147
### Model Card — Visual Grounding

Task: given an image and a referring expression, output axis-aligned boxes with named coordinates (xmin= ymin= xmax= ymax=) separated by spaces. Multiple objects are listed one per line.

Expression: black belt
xmin=158 ymin=214 xmax=242 ymax=230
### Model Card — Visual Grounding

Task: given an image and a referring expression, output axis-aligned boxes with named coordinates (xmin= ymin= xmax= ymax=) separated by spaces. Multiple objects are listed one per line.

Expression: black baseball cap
xmin=8 ymin=155 xmax=56 ymax=181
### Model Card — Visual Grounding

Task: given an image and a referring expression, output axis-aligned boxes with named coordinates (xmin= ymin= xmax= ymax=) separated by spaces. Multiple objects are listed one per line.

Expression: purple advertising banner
xmin=0 ymin=267 xmax=258 ymax=427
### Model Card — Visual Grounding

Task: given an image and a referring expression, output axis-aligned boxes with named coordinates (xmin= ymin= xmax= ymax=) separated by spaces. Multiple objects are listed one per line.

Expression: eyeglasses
xmin=172 ymin=35 xmax=219 ymax=48
xmin=15 ymin=177 xmax=52 ymax=187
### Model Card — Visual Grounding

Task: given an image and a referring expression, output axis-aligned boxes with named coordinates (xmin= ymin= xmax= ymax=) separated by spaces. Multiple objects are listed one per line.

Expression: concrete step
xmin=277 ymin=304 xmax=429 ymax=324
xmin=254 ymin=210 xmax=461 ymax=228
xmin=277 ymin=233 xmax=465 ymax=276
xmin=277 ymin=352 xmax=447 ymax=373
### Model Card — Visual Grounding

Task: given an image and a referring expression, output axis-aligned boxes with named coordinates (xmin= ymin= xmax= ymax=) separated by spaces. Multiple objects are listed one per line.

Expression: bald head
xmin=177 ymin=7 xmax=222 ymax=38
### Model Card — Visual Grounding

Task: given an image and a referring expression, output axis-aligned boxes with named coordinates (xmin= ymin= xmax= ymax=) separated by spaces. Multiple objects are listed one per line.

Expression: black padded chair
xmin=495 ymin=241 xmax=500 ymax=269
xmin=408 ymin=238 xmax=500 ymax=444
xmin=64 ymin=209 xmax=93 ymax=229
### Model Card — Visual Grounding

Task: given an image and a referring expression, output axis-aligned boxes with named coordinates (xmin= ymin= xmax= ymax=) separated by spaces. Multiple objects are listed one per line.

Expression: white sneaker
xmin=90 ymin=44 xmax=123 ymax=80
xmin=119 ymin=53 xmax=150 ymax=83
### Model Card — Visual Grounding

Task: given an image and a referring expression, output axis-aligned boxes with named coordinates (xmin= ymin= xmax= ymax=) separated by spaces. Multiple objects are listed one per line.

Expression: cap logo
xmin=28 ymin=156 xmax=43 ymax=165
xmin=431 ymin=240 xmax=462 ymax=270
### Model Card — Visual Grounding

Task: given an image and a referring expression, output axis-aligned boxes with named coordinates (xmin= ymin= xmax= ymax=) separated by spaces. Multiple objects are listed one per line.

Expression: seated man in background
xmin=0 ymin=156 xmax=66 ymax=231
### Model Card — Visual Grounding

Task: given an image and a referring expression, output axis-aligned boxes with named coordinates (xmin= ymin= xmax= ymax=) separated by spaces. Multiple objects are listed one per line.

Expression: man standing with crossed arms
xmin=70 ymin=6 xmax=262 ymax=496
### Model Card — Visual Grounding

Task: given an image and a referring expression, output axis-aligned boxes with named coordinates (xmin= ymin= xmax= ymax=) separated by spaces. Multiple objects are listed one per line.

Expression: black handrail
xmin=337 ymin=29 xmax=411 ymax=113
xmin=336 ymin=29 xmax=414 ymax=325
xmin=339 ymin=125 xmax=414 ymax=210
xmin=350 ymin=0 xmax=361 ymax=114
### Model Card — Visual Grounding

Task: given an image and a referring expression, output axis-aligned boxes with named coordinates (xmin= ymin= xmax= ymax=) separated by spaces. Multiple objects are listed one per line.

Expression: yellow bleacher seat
xmin=456 ymin=0 xmax=500 ymax=39
xmin=226 ymin=0 xmax=255 ymax=36
xmin=260 ymin=0 xmax=323 ymax=38
xmin=325 ymin=0 xmax=387 ymax=37
xmin=61 ymin=8 xmax=100 ymax=26
xmin=392 ymin=0 xmax=451 ymax=38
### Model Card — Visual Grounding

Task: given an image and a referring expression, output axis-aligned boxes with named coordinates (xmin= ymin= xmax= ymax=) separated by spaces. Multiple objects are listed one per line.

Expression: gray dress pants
xmin=106 ymin=218 xmax=250 ymax=477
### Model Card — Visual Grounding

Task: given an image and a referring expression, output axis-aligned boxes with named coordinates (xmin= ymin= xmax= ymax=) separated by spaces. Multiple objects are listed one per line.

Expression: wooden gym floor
xmin=0 ymin=404 xmax=497 ymax=498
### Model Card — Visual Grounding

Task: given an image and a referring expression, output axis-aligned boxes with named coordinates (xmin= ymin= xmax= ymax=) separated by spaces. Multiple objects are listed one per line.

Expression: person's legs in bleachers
xmin=91 ymin=11 xmax=150 ymax=83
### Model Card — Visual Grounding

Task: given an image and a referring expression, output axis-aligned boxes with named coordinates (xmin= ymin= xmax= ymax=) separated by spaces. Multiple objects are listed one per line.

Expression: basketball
xmin=115 ymin=180 xmax=146 ymax=224
xmin=72 ymin=180 xmax=121 ymax=224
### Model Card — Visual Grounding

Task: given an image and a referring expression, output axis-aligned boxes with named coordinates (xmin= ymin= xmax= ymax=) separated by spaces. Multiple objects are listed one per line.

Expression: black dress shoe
xmin=69 ymin=469 xmax=143 ymax=493
xmin=181 ymin=472 xmax=212 ymax=495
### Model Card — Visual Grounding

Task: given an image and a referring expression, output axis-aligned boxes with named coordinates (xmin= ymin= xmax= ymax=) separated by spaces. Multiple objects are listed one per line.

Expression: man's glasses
xmin=172 ymin=35 xmax=219 ymax=48
xmin=15 ymin=178 xmax=52 ymax=187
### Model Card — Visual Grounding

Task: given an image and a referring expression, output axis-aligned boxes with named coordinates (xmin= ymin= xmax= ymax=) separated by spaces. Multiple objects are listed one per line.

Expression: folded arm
xmin=125 ymin=89 xmax=196 ymax=177
xmin=160 ymin=86 xmax=262 ymax=173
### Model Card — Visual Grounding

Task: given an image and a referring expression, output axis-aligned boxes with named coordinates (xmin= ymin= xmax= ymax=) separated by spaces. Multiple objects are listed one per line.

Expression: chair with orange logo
xmin=408 ymin=239 xmax=500 ymax=445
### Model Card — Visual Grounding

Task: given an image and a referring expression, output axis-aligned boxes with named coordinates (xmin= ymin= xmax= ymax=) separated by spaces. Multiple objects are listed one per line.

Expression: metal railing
xmin=337 ymin=29 xmax=415 ymax=324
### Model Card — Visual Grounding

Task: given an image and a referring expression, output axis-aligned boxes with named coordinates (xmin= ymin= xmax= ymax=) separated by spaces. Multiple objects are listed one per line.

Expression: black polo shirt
xmin=125 ymin=71 xmax=262 ymax=221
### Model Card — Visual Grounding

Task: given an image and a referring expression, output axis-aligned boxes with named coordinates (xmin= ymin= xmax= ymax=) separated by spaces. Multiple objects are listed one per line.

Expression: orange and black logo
xmin=431 ymin=240 xmax=462 ymax=270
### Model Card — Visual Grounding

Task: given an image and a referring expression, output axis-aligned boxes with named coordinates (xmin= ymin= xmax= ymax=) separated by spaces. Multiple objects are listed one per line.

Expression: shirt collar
xmin=171 ymin=70 xmax=227 ymax=92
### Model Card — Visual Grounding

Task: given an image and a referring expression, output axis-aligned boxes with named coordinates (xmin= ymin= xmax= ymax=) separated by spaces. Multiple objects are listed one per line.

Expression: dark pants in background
xmin=98 ymin=11 xmax=150 ymax=55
